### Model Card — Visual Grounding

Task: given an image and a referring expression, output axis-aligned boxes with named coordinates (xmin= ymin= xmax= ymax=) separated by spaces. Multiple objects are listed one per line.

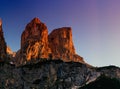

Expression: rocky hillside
xmin=0 ymin=60 xmax=120 ymax=89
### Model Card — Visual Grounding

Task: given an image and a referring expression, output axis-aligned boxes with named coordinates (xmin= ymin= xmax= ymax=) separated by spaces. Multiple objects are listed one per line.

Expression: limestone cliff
xmin=15 ymin=18 xmax=85 ymax=65
xmin=49 ymin=27 xmax=84 ymax=62
xmin=0 ymin=19 xmax=7 ymax=61
xmin=16 ymin=18 xmax=51 ymax=65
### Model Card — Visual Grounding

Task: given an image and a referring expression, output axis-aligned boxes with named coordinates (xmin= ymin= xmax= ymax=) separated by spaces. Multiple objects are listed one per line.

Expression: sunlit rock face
xmin=49 ymin=27 xmax=84 ymax=63
xmin=6 ymin=46 xmax=16 ymax=59
xmin=15 ymin=17 xmax=85 ymax=65
xmin=0 ymin=19 xmax=2 ymax=26
xmin=0 ymin=19 xmax=7 ymax=61
xmin=6 ymin=46 xmax=13 ymax=55
xmin=16 ymin=18 xmax=51 ymax=65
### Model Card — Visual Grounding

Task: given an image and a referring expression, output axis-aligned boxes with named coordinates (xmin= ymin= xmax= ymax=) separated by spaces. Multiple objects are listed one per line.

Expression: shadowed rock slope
xmin=0 ymin=60 xmax=120 ymax=89
xmin=79 ymin=74 xmax=120 ymax=89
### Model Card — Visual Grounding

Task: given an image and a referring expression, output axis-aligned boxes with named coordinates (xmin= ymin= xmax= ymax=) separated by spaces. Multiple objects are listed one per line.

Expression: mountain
xmin=0 ymin=17 xmax=120 ymax=89
xmin=49 ymin=27 xmax=84 ymax=63
xmin=15 ymin=17 xmax=84 ymax=66
xmin=15 ymin=18 xmax=51 ymax=65
xmin=0 ymin=19 xmax=7 ymax=61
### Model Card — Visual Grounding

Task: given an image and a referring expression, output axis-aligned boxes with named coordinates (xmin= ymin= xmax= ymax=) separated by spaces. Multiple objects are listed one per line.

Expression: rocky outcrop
xmin=0 ymin=19 xmax=7 ymax=61
xmin=6 ymin=46 xmax=16 ymax=59
xmin=49 ymin=27 xmax=84 ymax=62
xmin=6 ymin=46 xmax=13 ymax=55
xmin=15 ymin=18 xmax=84 ymax=65
xmin=16 ymin=18 xmax=51 ymax=65
xmin=0 ymin=60 xmax=120 ymax=89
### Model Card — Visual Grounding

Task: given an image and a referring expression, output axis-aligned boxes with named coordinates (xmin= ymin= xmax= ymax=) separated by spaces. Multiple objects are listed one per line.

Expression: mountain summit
xmin=15 ymin=17 xmax=84 ymax=65
xmin=15 ymin=17 xmax=51 ymax=65
xmin=49 ymin=27 xmax=84 ymax=62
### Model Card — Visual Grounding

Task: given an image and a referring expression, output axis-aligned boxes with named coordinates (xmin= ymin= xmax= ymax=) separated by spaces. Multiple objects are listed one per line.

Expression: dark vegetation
xmin=80 ymin=75 xmax=120 ymax=89
xmin=96 ymin=65 xmax=120 ymax=71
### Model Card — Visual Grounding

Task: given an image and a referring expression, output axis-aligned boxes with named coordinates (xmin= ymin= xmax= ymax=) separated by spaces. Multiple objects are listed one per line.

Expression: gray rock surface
xmin=0 ymin=60 xmax=120 ymax=89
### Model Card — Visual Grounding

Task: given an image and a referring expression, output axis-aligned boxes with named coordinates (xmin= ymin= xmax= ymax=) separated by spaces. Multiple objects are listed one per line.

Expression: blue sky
xmin=0 ymin=0 xmax=120 ymax=67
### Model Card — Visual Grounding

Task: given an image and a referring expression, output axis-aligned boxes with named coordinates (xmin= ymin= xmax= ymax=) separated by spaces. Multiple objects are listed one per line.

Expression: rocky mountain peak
xmin=0 ymin=19 xmax=7 ymax=61
xmin=21 ymin=18 xmax=47 ymax=48
xmin=49 ymin=27 xmax=75 ymax=61
xmin=49 ymin=27 xmax=84 ymax=62
xmin=16 ymin=18 xmax=51 ymax=65
xmin=15 ymin=17 xmax=84 ymax=65
xmin=31 ymin=17 xmax=41 ymax=24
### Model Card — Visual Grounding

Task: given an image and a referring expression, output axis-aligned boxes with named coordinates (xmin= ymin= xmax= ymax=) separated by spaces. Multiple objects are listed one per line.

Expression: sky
xmin=0 ymin=0 xmax=120 ymax=67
